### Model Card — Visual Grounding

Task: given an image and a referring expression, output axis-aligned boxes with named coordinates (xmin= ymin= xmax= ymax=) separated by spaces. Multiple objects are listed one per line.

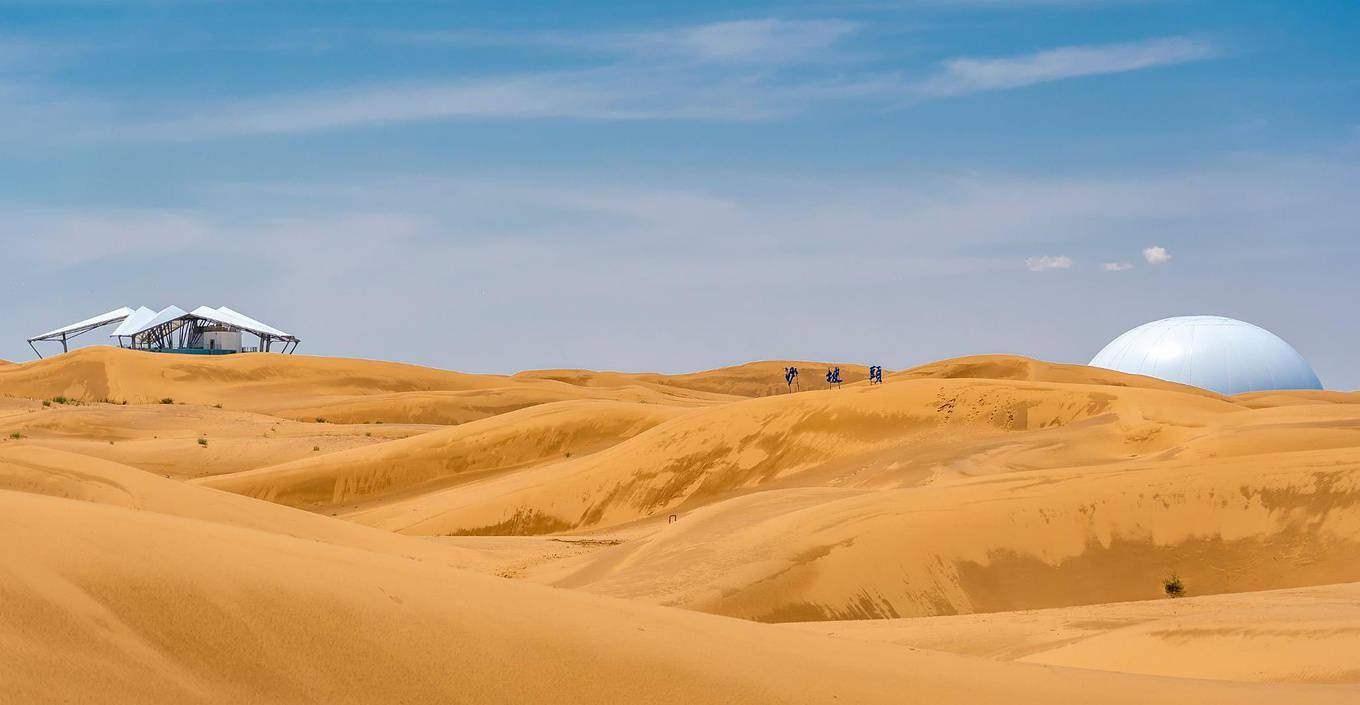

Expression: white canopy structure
xmin=27 ymin=305 xmax=300 ymax=358
xmin=27 ymin=307 xmax=135 ymax=357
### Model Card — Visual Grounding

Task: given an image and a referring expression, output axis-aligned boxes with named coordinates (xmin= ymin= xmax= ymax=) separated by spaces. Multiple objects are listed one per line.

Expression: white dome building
xmin=1090 ymin=315 xmax=1322 ymax=396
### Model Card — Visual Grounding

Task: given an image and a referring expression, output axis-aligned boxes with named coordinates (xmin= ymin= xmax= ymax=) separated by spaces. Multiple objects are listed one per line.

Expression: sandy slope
xmin=515 ymin=360 xmax=877 ymax=398
xmin=315 ymin=370 xmax=1239 ymax=536
xmin=539 ymin=439 xmax=1360 ymax=621
xmin=4 ymin=489 xmax=1356 ymax=705
xmin=789 ymin=582 xmax=1360 ymax=684
xmin=0 ymin=397 xmax=433 ymax=478
xmin=0 ymin=346 xmax=738 ymax=424
xmin=197 ymin=399 xmax=692 ymax=515
xmin=0 ymin=444 xmax=478 ymax=564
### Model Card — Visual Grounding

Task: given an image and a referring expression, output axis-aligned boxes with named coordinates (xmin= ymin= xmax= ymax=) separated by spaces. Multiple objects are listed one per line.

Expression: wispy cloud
xmin=8 ymin=11 xmax=1214 ymax=142
xmin=1102 ymin=261 xmax=1133 ymax=271
xmin=1025 ymin=254 xmax=1073 ymax=271
xmin=919 ymin=36 xmax=1216 ymax=97
xmin=103 ymin=67 xmax=784 ymax=140
xmin=392 ymin=19 xmax=862 ymax=66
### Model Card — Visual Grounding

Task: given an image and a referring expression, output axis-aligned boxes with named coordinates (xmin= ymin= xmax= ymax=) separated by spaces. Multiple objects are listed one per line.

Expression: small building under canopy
xmin=27 ymin=305 xmax=300 ymax=358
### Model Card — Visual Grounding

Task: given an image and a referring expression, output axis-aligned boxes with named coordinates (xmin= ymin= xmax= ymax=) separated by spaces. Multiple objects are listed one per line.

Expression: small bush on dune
xmin=314 ymin=417 xmax=327 ymax=424
xmin=1163 ymin=575 xmax=1185 ymax=597
xmin=312 ymin=445 xmax=320 ymax=452
xmin=8 ymin=432 xmax=22 ymax=440
xmin=41 ymin=400 xmax=51 ymax=407
xmin=159 ymin=398 xmax=174 ymax=405
xmin=51 ymin=396 xmax=69 ymax=405
xmin=197 ymin=438 xmax=208 ymax=447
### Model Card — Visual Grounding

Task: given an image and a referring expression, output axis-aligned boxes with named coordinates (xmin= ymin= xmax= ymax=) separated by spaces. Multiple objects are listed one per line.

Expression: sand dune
xmin=0 ymin=444 xmax=482 ymax=566
xmin=516 ymin=360 xmax=876 ymax=398
xmin=0 ymin=396 xmax=432 ymax=478
xmin=329 ymin=368 xmax=1240 ymax=536
xmin=4 ymin=349 xmax=1359 ymax=702
xmin=0 ymin=346 xmax=737 ymax=425
xmin=5 ymin=488 xmax=1356 ymax=704
xmin=198 ymin=399 xmax=692 ymax=515
xmin=790 ymin=582 xmax=1360 ymax=684
xmin=898 ymin=354 xmax=1224 ymax=395
xmin=543 ymin=441 xmax=1360 ymax=620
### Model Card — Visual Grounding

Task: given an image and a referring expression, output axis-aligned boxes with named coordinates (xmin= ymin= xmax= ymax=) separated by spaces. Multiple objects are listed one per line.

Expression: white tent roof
xmin=29 ymin=307 xmax=134 ymax=342
xmin=211 ymin=306 xmax=295 ymax=341
xmin=123 ymin=305 xmax=190 ymax=338
xmin=109 ymin=306 xmax=159 ymax=338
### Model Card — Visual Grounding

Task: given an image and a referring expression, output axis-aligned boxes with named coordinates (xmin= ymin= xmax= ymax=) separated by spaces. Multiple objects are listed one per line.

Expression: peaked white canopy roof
xmin=109 ymin=306 xmax=159 ymax=338
xmin=123 ymin=305 xmax=190 ymax=338
xmin=215 ymin=306 xmax=295 ymax=340
xmin=189 ymin=306 xmax=297 ymax=342
xmin=29 ymin=307 xmax=134 ymax=342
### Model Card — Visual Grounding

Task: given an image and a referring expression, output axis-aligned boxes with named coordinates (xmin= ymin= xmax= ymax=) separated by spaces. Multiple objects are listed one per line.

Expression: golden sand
xmin=2 ymin=346 xmax=1358 ymax=703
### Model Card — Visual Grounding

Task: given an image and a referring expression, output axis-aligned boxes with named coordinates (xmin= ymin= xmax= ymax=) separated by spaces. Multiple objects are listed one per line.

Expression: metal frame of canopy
xmin=128 ymin=318 xmax=298 ymax=354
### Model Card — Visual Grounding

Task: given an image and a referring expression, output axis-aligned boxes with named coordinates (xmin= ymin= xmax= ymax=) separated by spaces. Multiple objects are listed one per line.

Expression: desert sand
xmin=2 ymin=345 xmax=1359 ymax=703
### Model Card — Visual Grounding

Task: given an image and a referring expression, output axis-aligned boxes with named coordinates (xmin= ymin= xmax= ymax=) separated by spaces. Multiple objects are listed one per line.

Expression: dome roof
xmin=1089 ymin=315 xmax=1322 ymax=395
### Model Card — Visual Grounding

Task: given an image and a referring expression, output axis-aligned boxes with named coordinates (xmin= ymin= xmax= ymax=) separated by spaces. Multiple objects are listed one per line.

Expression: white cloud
xmin=919 ymin=36 xmax=1216 ymax=97
xmin=387 ymin=19 xmax=860 ymax=66
xmin=641 ymin=19 xmax=860 ymax=64
xmin=72 ymin=24 xmax=1221 ymax=141
xmin=1142 ymin=245 xmax=1172 ymax=264
xmin=103 ymin=67 xmax=785 ymax=140
xmin=1102 ymin=261 xmax=1133 ymax=271
xmin=1025 ymin=255 xmax=1073 ymax=271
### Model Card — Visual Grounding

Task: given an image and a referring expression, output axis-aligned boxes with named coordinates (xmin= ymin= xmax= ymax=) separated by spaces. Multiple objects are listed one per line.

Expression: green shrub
xmin=1163 ymin=575 xmax=1184 ymax=597
xmin=315 ymin=417 xmax=327 ymax=423
xmin=159 ymin=398 xmax=174 ymax=405
xmin=197 ymin=438 xmax=208 ymax=447
xmin=8 ymin=432 xmax=22 ymax=440
xmin=41 ymin=400 xmax=51 ymax=407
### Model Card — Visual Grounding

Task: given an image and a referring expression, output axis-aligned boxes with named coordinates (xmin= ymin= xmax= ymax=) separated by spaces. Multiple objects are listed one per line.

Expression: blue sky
xmin=2 ymin=1 xmax=1358 ymax=387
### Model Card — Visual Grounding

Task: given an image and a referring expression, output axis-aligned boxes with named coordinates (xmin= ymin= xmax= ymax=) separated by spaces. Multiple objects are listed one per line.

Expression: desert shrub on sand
xmin=8 ymin=432 xmax=22 ymax=440
xmin=1163 ymin=575 xmax=1185 ymax=597
xmin=313 ymin=445 xmax=320 ymax=452
xmin=51 ymin=396 xmax=69 ymax=405
xmin=159 ymin=398 xmax=174 ymax=405
xmin=315 ymin=417 xmax=327 ymax=423
xmin=41 ymin=400 xmax=50 ymax=407
xmin=197 ymin=438 xmax=208 ymax=447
